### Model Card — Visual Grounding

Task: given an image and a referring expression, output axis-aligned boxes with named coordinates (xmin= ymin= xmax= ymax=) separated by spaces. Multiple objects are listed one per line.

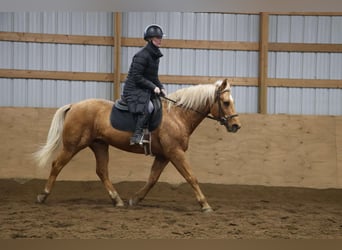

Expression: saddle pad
xmin=110 ymin=105 xmax=137 ymax=131
xmin=110 ymin=99 xmax=162 ymax=132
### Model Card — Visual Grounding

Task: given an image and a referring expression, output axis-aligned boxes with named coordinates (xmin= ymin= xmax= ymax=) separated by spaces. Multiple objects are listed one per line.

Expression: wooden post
xmin=258 ymin=12 xmax=269 ymax=114
xmin=114 ymin=12 xmax=122 ymax=101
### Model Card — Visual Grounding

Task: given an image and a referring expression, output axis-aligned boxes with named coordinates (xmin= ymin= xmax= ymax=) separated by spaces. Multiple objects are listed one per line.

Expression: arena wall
xmin=1 ymin=107 xmax=341 ymax=189
xmin=1 ymin=12 xmax=342 ymax=115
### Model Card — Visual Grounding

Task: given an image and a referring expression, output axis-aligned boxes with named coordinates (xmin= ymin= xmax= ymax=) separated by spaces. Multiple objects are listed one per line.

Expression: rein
xmin=160 ymin=90 xmax=239 ymax=125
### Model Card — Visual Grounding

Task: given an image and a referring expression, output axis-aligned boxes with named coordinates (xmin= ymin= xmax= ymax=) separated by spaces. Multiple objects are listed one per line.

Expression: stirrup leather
xmin=142 ymin=129 xmax=153 ymax=156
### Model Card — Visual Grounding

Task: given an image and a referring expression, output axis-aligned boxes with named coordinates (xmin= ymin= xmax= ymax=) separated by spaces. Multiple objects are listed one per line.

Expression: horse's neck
xmin=174 ymin=107 xmax=209 ymax=135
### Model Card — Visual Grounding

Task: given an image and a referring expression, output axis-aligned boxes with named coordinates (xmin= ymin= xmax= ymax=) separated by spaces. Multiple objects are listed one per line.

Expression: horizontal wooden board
xmin=122 ymin=37 xmax=259 ymax=51
xmin=267 ymin=78 xmax=342 ymax=88
xmin=0 ymin=69 xmax=114 ymax=82
xmin=269 ymin=43 xmax=342 ymax=53
xmin=0 ymin=31 xmax=114 ymax=46
xmin=1 ymin=32 xmax=341 ymax=53
xmin=120 ymin=73 xmax=258 ymax=86
xmin=1 ymin=69 xmax=341 ymax=88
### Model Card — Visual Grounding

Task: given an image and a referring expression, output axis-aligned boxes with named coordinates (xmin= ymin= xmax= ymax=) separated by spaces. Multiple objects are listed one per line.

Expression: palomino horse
xmin=34 ymin=79 xmax=241 ymax=212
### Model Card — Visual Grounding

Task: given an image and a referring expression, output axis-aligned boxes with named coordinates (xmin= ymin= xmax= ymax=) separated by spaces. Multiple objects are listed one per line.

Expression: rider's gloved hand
xmin=154 ymin=87 xmax=161 ymax=94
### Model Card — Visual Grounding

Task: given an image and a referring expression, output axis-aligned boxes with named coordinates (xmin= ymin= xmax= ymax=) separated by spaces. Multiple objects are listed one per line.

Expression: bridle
xmin=207 ymin=89 xmax=239 ymax=127
xmin=160 ymin=88 xmax=239 ymax=126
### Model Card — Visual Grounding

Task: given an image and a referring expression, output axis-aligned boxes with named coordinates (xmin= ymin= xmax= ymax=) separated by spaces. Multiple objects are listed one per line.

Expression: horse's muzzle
xmin=219 ymin=114 xmax=241 ymax=133
xmin=226 ymin=123 xmax=241 ymax=133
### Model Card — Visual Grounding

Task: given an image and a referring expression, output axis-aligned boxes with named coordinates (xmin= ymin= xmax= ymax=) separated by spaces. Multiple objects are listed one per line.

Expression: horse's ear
xmin=218 ymin=78 xmax=228 ymax=92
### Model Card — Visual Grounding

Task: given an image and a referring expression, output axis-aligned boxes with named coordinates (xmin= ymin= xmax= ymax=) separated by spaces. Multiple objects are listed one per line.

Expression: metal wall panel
xmin=0 ymin=12 xmax=113 ymax=108
xmin=268 ymin=15 xmax=342 ymax=115
xmin=268 ymin=87 xmax=342 ymax=115
xmin=122 ymin=12 xmax=260 ymax=41
xmin=1 ymin=12 xmax=341 ymax=114
xmin=332 ymin=16 xmax=342 ymax=43
xmin=233 ymin=86 xmax=258 ymax=113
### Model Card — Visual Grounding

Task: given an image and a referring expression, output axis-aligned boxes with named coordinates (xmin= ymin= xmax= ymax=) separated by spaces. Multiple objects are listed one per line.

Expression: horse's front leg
xmin=170 ymin=149 xmax=213 ymax=212
xmin=129 ymin=155 xmax=169 ymax=206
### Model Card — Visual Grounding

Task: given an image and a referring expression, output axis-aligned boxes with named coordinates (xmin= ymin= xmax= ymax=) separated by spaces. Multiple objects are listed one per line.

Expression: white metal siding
xmin=0 ymin=12 xmax=341 ymax=115
xmin=268 ymin=15 xmax=342 ymax=115
xmin=0 ymin=12 xmax=113 ymax=107
xmin=268 ymin=87 xmax=342 ymax=115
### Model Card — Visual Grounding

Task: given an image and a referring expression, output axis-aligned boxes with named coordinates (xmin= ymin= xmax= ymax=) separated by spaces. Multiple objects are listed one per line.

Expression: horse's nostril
xmin=231 ymin=124 xmax=240 ymax=132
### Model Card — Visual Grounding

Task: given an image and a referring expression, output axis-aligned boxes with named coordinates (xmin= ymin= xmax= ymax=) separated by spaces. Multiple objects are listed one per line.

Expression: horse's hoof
xmin=36 ymin=193 xmax=47 ymax=204
xmin=116 ymin=201 xmax=125 ymax=207
xmin=202 ymin=207 xmax=214 ymax=213
xmin=111 ymin=198 xmax=125 ymax=207
xmin=128 ymin=197 xmax=139 ymax=206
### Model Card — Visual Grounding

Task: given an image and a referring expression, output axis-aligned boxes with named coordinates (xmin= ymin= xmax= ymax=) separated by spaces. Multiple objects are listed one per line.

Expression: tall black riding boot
xmin=130 ymin=113 xmax=150 ymax=145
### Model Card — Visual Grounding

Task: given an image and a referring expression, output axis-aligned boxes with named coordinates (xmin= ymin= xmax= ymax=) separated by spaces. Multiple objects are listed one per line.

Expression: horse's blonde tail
xmin=33 ymin=104 xmax=71 ymax=168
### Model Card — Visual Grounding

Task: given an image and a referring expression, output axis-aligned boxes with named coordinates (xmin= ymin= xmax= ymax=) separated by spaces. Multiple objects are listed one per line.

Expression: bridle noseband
xmin=160 ymin=88 xmax=239 ymax=126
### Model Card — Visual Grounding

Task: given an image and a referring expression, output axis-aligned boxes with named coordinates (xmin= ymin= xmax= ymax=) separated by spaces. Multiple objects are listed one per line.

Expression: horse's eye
xmin=223 ymin=101 xmax=230 ymax=107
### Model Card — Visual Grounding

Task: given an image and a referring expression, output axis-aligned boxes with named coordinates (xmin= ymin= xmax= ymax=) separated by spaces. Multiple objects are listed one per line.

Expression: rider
xmin=122 ymin=24 xmax=167 ymax=145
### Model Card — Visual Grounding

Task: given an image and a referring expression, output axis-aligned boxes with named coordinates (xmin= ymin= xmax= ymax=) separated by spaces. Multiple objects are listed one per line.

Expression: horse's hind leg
xmin=89 ymin=141 xmax=124 ymax=207
xmin=37 ymin=148 xmax=75 ymax=203
xmin=129 ymin=155 xmax=169 ymax=206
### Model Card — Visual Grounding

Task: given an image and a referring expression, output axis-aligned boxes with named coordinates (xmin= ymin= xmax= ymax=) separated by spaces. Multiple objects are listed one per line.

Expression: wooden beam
xmin=114 ymin=12 xmax=122 ymax=101
xmin=0 ymin=31 xmax=113 ymax=46
xmin=269 ymin=43 xmax=342 ymax=53
xmin=122 ymin=37 xmax=259 ymax=51
xmin=0 ymin=69 xmax=113 ymax=82
xmin=1 ymin=69 xmax=340 ymax=89
xmin=120 ymin=73 xmax=258 ymax=86
xmin=120 ymin=37 xmax=145 ymax=47
xmin=258 ymin=12 xmax=269 ymax=114
xmin=164 ymin=39 xmax=259 ymax=51
xmin=1 ymin=31 xmax=341 ymax=53
xmin=267 ymin=78 xmax=342 ymax=88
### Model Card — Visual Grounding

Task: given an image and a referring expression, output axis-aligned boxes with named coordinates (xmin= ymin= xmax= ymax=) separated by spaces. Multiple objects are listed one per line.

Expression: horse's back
xmin=69 ymin=98 xmax=113 ymax=114
xmin=63 ymin=98 xmax=114 ymax=132
xmin=73 ymin=98 xmax=114 ymax=109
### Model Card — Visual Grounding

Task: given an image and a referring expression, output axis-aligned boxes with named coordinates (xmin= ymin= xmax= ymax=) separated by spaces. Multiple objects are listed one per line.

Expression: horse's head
xmin=210 ymin=79 xmax=241 ymax=133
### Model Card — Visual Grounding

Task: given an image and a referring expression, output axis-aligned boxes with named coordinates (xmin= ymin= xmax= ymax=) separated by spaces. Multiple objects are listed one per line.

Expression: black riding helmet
xmin=143 ymin=24 xmax=165 ymax=41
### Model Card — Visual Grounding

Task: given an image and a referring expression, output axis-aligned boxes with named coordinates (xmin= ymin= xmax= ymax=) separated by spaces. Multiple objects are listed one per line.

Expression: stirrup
xmin=130 ymin=129 xmax=153 ymax=156
xmin=129 ymin=134 xmax=144 ymax=145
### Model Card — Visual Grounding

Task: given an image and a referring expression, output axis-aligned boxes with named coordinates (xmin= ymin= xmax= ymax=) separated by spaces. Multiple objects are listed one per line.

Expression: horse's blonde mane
xmin=166 ymin=80 xmax=231 ymax=111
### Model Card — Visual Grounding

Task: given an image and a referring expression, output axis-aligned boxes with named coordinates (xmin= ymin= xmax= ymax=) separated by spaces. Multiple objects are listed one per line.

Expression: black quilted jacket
xmin=122 ymin=41 xmax=164 ymax=114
